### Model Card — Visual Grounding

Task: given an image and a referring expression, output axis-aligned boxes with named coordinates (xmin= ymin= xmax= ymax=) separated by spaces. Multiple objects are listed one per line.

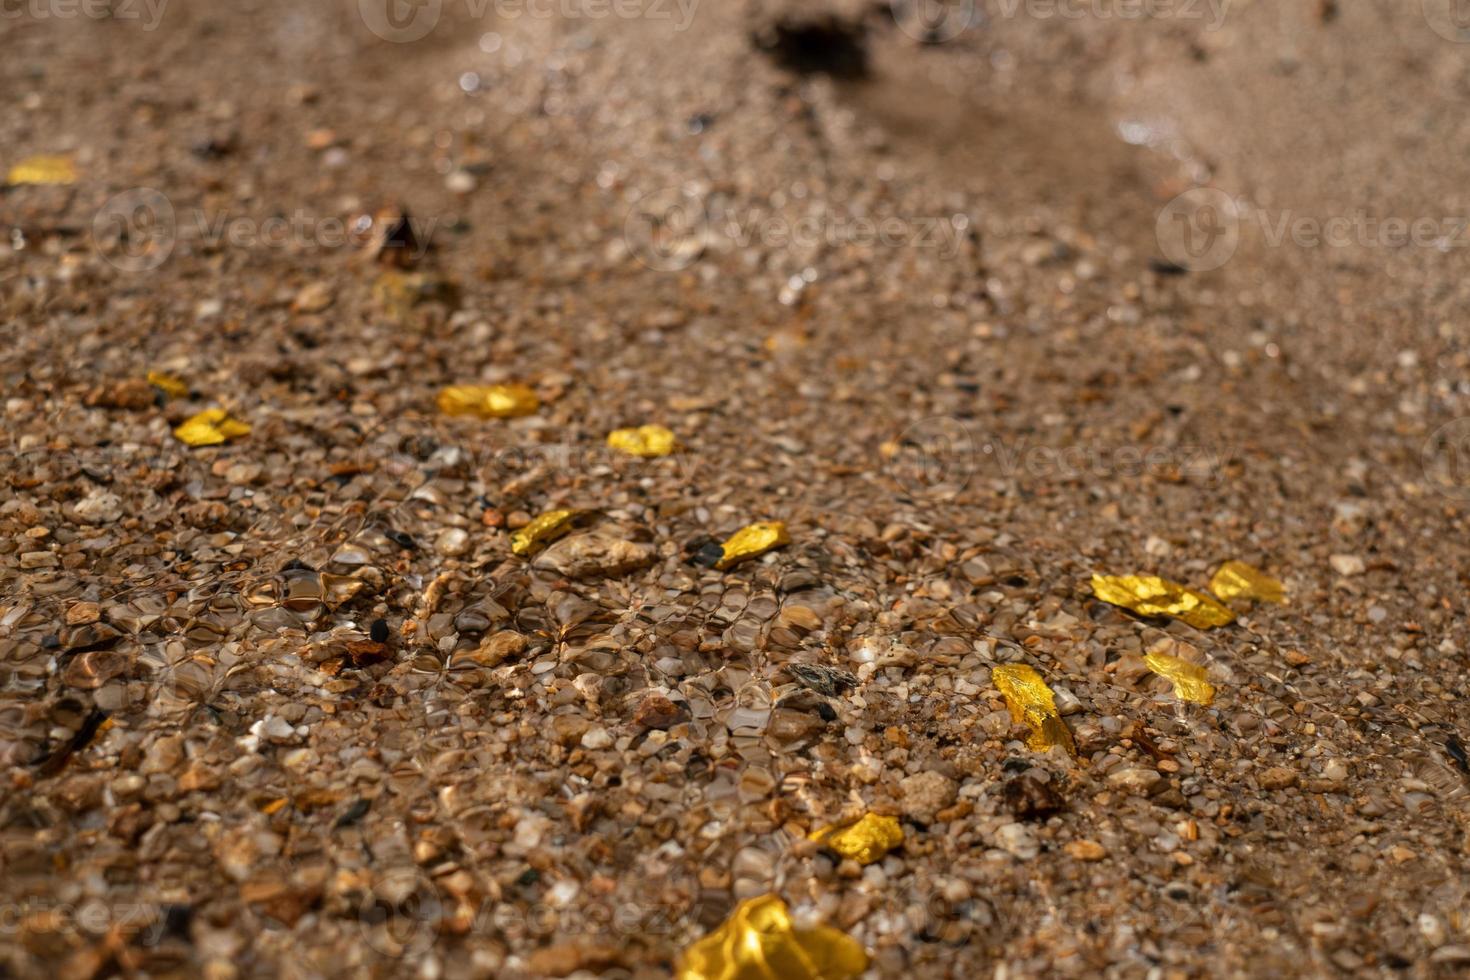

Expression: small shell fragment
xmin=7 ymin=155 xmax=77 ymax=186
xmin=1209 ymin=560 xmax=1286 ymax=604
xmin=677 ymin=894 xmax=867 ymax=980
xmin=808 ymin=812 xmax=903 ymax=865
xmin=510 ymin=509 xmax=581 ymax=557
xmin=715 ymin=521 xmax=790 ymax=570
xmin=147 ymin=371 xmax=189 ymax=400
xmin=991 ymin=663 xmax=1076 ymax=756
xmin=1144 ymin=651 xmax=1217 ymax=706
xmin=436 ymin=383 xmax=539 ymax=419
xmin=173 ymin=408 xmax=250 ymax=447
xmin=606 ymin=424 xmax=678 ymax=457
xmin=1090 ymin=573 xmax=1236 ymax=629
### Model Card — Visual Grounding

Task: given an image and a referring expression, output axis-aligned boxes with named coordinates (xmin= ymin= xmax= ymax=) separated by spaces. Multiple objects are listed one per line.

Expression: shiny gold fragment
xmin=7 ymin=155 xmax=77 ymax=186
xmin=1144 ymin=651 xmax=1216 ymax=705
xmin=436 ymin=383 xmax=539 ymax=419
xmin=808 ymin=813 xmax=903 ymax=865
xmin=1090 ymin=573 xmax=1236 ymax=629
xmin=676 ymin=894 xmax=867 ymax=980
xmin=510 ymin=509 xmax=580 ymax=557
xmin=173 ymin=408 xmax=250 ymax=447
xmin=146 ymin=370 xmax=189 ymax=400
xmin=991 ymin=663 xmax=1076 ymax=756
xmin=607 ymin=424 xmax=678 ymax=457
xmin=1209 ymin=560 xmax=1286 ymax=604
xmin=715 ymin=521 xmax=789 ymax=570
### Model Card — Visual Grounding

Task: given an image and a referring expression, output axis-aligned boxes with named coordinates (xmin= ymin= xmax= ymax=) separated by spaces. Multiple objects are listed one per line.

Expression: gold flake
xmin=1090 ymin=573 xmax=1236 ymax=629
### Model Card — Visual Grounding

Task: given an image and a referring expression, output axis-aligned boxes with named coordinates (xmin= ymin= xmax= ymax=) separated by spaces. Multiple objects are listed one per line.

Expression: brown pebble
xmin=1259 ymin=766 xmax=1299 ymax=790
xmin=633 ymin=693 xmax=687 ymax=730
xmin=1066 ymin=840 xmax=1107 ymax=861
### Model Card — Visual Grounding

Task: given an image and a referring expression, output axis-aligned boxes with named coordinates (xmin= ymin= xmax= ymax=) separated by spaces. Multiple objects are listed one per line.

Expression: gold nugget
xmin=1144 ymin=651 xmax=1216 ymax=706
xmin=607 ymin=424 xmax=678 ymax=457
xmin=436 ymin=383 xmax=539 ymax=419
xmin=173 ymin=408 xmax=250 ymax=447
xmin=808 ymin=813 xmax=903 ymax=865
xmin=147 ymin=370 xmax=189 ymax=400
xmin=7 ymin=155 xmax=76 ymax=186
xmin=1090 ymin=573 xmax=1236 ymax=629
xmin=510 ymin=509 xmax=580 ymax=556
xmin=677 ymin=894 xmax=867 ymax=980
xmin=1209 ymin=560 xmax=1286 ymax=604
xmin=715 ymin=521 xmax=789 ymax=570
xmin=991 ymin=663 xmax=1076 ymax=756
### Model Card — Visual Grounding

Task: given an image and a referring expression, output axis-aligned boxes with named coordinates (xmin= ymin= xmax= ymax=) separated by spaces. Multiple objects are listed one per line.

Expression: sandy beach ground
xmin=3 ymin=0 xmax=1470 ymax=976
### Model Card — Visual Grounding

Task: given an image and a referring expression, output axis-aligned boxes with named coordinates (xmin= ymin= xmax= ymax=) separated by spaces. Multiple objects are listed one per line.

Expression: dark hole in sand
xmin=752 ymin=15 xmax=868 ymax=80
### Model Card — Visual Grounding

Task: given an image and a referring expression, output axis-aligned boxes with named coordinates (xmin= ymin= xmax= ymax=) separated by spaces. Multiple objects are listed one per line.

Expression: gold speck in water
xmin=1144 ymin=651 xmax=1217 ymax=705
xmin=146 ymin=370 xmax=189 ymax=400
xmin=991 ymin=663 xmax=1076 ymax=756
xmin=7 ymin=155 xmax=76 ymax=186
xmin=173 ymin=408 xmax=250 ymax=447
xmin=510 ymin=509 xmax=581 ymax=556
xmin=607 ymin=424 xmax=678 ymax=457
xmin=808 ymin=813 xmax=903 ymax=865
xmin=436 ymin=383 xmax=539 ymax=419
xmin=1209 ymin=560 xmax=1286 ymax=604
xmin=715 ymin=521 xmax=789 ymax=570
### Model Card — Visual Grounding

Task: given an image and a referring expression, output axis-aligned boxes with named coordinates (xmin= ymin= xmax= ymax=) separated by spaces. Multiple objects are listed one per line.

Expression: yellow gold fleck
xmin=676 ymin=894 xmax=867 ymax=980
xmin=991 ymin=663 xmax=1076 ymax=756
xmin=7 ymin=155 xmax=77 ymax=186
xmin=1209 ymin=560 xmax=1286 ymax=605
xmin=436 ymin=383 xmax=539 ymax=419
xmin=715 ymin=521 xmax=790 ymax=570
xmin=1144 ymin=651 xmax=1216 ymax=706
xmin=809 ymin=813 xmax=903 ymax=865
xmin=146 ymin=371 xmax=189 ymax=400
xmin=510 ymin=509 xmax=580 ymax=557
xmin=1090 ymin=573 xmax=1236 ymax=629
xmin=607 ymin=424 xmax=678 ymax=458
xmin=173 ymin=408 xmax=250 ymax=447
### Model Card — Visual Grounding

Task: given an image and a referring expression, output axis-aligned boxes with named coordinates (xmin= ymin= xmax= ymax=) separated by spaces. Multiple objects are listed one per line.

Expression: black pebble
xmin=369 ymin=619 xmax=389 ymax=643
